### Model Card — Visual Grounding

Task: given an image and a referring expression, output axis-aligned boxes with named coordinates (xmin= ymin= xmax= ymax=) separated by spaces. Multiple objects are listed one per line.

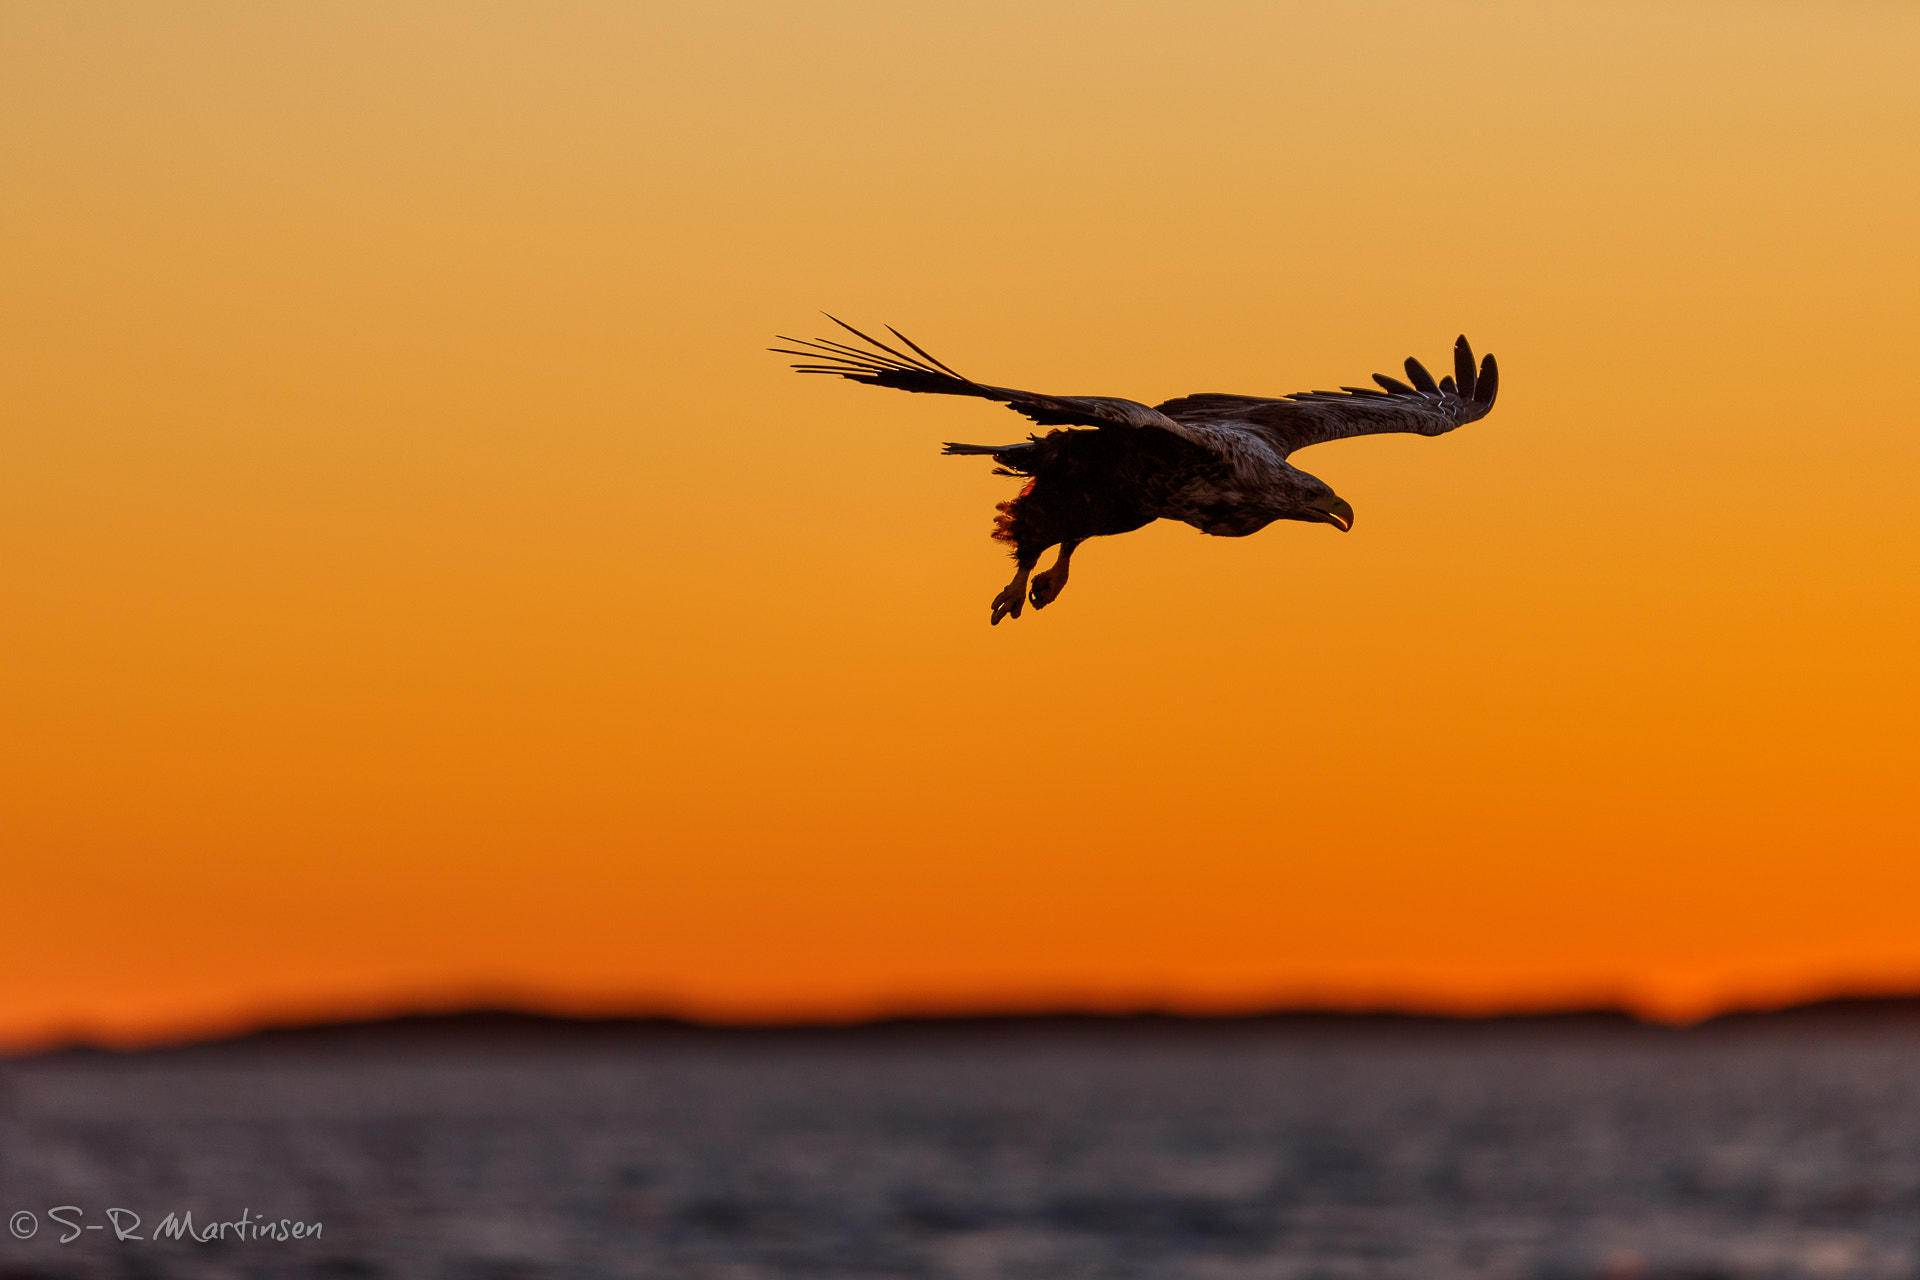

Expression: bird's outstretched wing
xmin=775 ymin=316 xmax=1210 ymax=442
xmin=1155 ymin=336 xmax=1499 ymax=457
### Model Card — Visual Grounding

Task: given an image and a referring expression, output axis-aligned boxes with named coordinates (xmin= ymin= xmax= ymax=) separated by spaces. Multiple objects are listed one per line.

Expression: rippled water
xmin=4 ymin=1013 xmax=1920 ymax=1279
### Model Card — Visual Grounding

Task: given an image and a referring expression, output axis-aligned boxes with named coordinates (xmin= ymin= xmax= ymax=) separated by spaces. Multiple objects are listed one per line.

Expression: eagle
xmin=776 ymin=319 xmax=1499 ymax=624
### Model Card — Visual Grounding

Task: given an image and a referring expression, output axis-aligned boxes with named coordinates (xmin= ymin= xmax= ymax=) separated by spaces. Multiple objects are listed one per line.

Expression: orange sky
xmin=3 ymin=0 xmax=1919 ymax=1050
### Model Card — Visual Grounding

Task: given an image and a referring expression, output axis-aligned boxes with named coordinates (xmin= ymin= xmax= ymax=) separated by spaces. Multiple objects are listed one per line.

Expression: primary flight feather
xmin=775 ymin=318 xmax=1499 ymax=624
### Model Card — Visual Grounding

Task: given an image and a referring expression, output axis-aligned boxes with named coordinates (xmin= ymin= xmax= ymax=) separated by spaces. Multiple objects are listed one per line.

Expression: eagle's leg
xmin=990 ymin=547 xmax=1044 ymax=626
xmin=1028 ymin=539 xmax=1082 ymax=610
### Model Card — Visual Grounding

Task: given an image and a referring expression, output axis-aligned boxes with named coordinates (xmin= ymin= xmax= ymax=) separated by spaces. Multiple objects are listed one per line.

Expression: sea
xmin=5 ymin=1005 xmax=1920 ymax=1279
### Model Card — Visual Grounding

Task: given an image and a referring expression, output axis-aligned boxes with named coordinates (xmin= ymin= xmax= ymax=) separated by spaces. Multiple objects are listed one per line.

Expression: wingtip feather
xmin=885 ymin=325 xmax=968 ymax=380
xmin=1454 ymin=336 xmax=1477 ymax=399
xmin=1475 ymin=353 xmax=1498 ymax=405
xmin=821 ymin=314 xmax=947 ymax=375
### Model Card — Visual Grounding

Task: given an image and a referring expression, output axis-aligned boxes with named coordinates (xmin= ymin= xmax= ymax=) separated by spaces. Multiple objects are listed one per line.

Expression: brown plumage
xmin=775 ymin=318 xmax=1499 ymax=624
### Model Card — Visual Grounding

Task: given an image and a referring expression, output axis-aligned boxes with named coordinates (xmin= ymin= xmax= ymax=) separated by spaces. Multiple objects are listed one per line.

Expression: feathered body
xmin=775 ymin=319 xmax=1500 ymax=624
xmin=989 ymin=427 xmax=1205 ymax=549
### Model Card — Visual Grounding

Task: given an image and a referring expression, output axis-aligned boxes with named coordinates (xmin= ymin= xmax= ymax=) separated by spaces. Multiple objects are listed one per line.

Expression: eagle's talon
xmin=990 ymin=580 xmax=1027 ymax=624
xmin=1027 ymin=540 xmax=1077 ymax=610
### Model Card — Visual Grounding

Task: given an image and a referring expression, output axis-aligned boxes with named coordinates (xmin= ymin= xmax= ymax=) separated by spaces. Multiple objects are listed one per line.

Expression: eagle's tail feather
xmin=941 ymin=441 xmax=1034 ymax=456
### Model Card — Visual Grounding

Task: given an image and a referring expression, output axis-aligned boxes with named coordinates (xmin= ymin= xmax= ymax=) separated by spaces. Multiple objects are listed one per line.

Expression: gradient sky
xmin=3 ymin=0 xmax=1918 ymax=1049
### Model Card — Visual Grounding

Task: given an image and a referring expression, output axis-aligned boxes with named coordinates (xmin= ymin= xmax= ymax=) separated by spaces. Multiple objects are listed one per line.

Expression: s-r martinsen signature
xmin=10 ymin=1206 xmax=321 ymax=1244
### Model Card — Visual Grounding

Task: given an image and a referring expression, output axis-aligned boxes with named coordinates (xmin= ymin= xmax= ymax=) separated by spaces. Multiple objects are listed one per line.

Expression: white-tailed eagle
xmin=776 ymin=319 xmax=1499 ymax=624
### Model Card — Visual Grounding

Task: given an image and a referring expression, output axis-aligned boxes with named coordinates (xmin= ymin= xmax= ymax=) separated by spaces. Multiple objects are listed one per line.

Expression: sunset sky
xmin=3 ymin=0 xmax=1918 ymax=1049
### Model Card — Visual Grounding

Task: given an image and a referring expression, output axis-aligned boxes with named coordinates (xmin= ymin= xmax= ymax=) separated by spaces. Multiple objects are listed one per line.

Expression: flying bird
xmin=776 ymin=319 xmax=1499 ymax=624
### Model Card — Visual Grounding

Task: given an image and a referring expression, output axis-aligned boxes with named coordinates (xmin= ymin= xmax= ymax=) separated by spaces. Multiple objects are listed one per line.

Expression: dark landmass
xmin=31 ymin=992 xmax=1920 ymax=1061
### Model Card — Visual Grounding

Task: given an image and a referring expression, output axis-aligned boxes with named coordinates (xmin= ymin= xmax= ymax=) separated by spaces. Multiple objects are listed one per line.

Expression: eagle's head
xmin=1304 ymin=493 xmax=1354 ymax=532
xmin=1286 ymin=472 xmax=1354 ymax=532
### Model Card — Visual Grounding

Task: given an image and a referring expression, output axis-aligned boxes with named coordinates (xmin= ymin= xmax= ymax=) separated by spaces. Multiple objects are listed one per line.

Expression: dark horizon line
xmin=26 ymin=992 xmax=1920 ymax=1059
